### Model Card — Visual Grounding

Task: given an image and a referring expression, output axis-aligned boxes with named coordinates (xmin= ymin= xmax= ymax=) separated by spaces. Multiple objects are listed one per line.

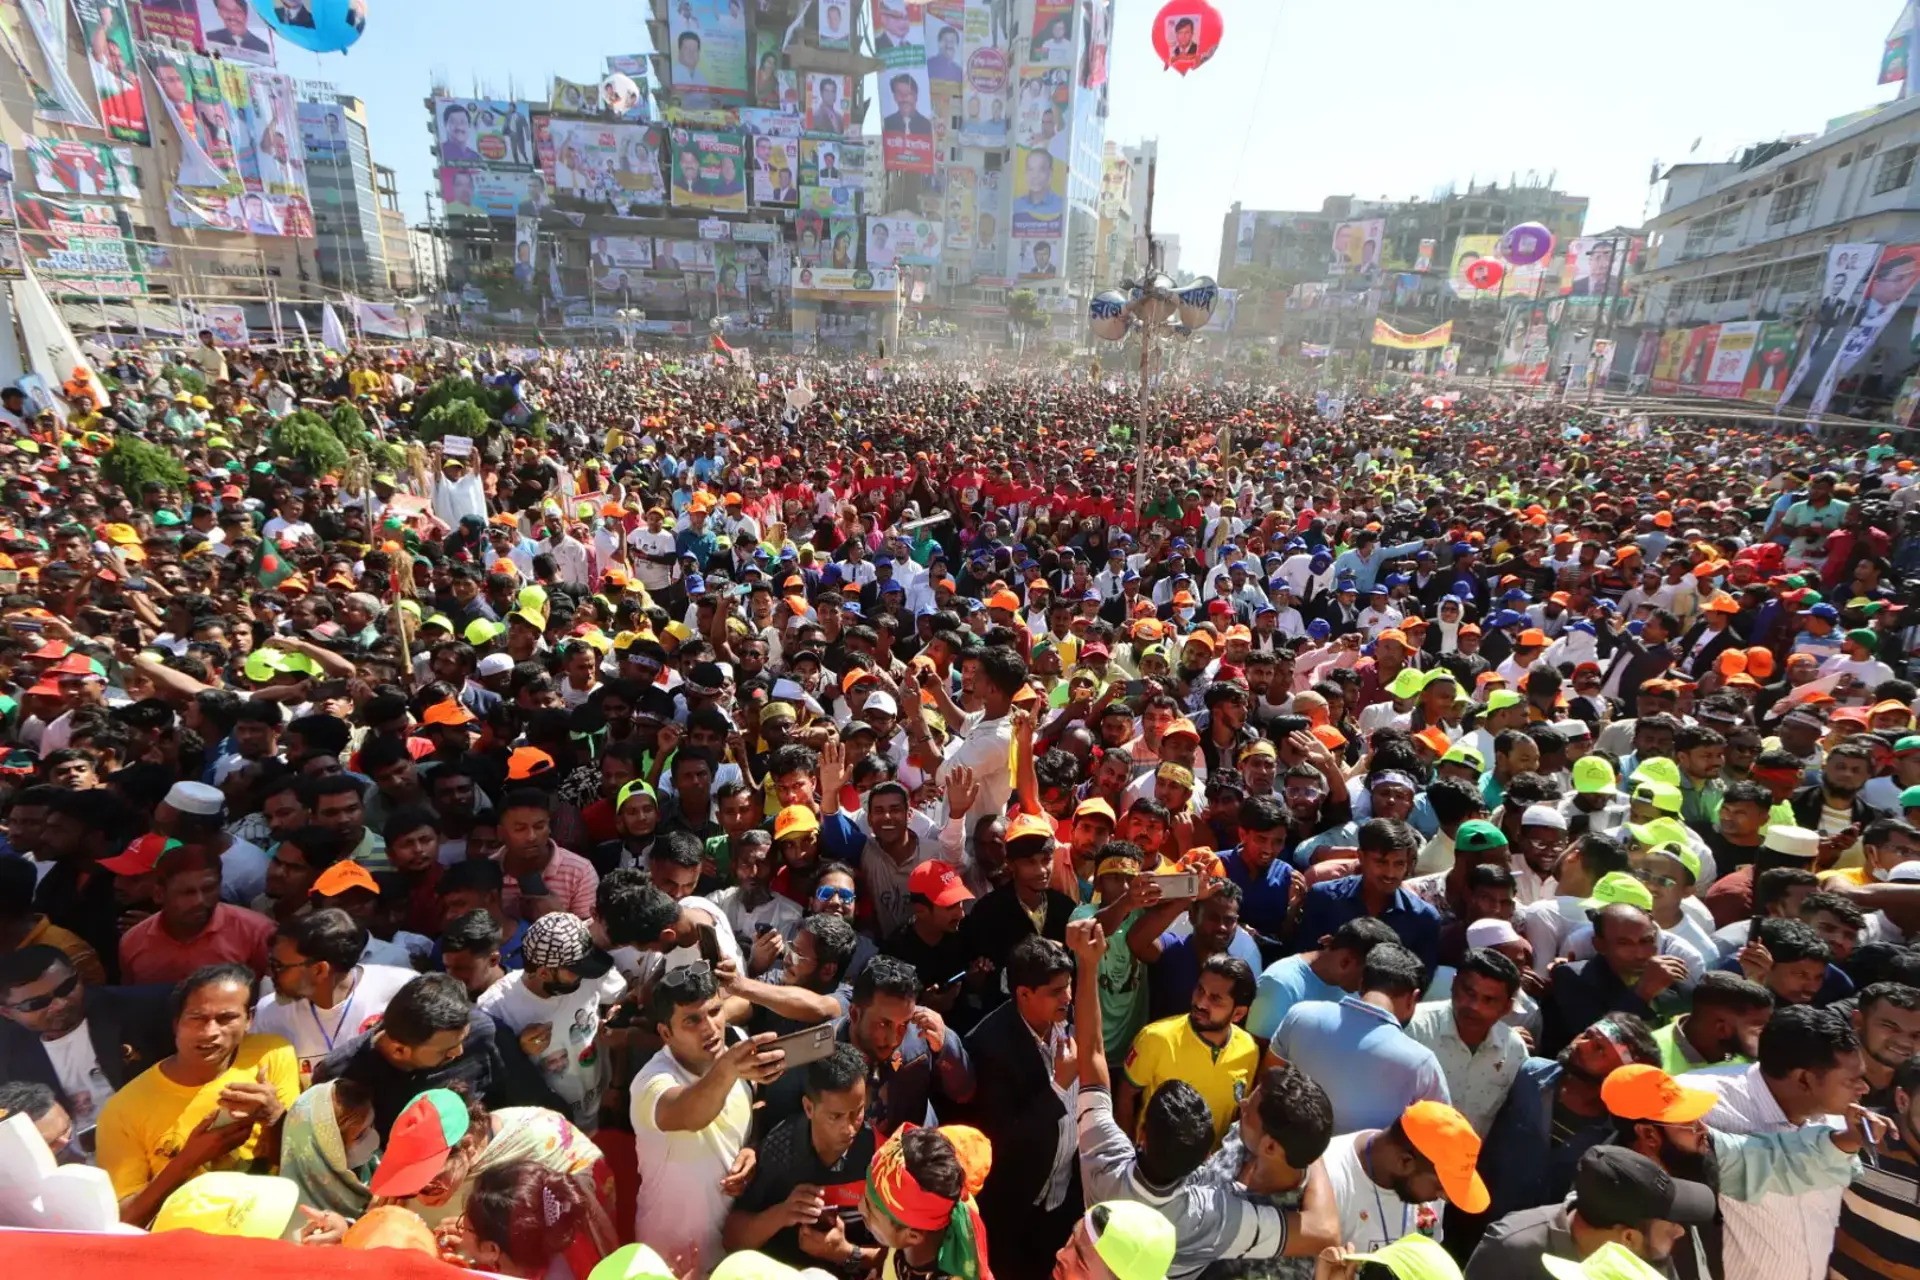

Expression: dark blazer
xmin=1537 ymin=957 xmax=1657 ymax=1059
xmin=962 ymin=1000 xmax=1076 ymax=1218
xmin=0 ymin=983 xmax=174 ymax=1112
xmin=958 ymin=884 xmax=1074 ymax=1010
xmin=1676 ymin=621 xmax=1745 ymax=680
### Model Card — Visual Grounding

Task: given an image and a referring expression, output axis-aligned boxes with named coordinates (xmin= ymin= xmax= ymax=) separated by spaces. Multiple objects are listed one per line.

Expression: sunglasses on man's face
xmin=814 ymin=885 xmax=856 ymax=904
xmin=7 ymin=971 xmax=79 ymax=1012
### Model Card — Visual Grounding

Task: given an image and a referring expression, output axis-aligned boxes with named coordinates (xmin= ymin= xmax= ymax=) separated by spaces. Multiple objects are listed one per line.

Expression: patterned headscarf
xmin=866 ymin=1124 xmax=994 ymax=1280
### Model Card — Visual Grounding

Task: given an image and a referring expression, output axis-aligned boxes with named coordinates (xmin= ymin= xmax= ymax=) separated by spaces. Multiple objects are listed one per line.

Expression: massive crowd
xmin=0 ymin=333 xmax=1918 ymax=1280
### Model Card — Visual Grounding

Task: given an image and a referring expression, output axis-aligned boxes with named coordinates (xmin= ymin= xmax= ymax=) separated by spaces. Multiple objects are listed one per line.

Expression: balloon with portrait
xmin=1150 ymin=0 xmax=1223 ymax=76
xmin=1463 ymin=259 xmax=1505 ymax=291
xmin=251 ymin=0 xmax=365 ymax=53
xmin=600 ymin=73 xmax=640 ymax=115
xmin=1499 ymin=222 xmax=1554 ymax=267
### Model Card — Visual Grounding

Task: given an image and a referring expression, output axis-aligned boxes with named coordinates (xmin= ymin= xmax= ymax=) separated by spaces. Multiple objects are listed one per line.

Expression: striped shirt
xmin=1684 ymin=1063 xmax=1845 ymax=1280
xmin=1831 ymin=1130 xmax=1920 ymax=1280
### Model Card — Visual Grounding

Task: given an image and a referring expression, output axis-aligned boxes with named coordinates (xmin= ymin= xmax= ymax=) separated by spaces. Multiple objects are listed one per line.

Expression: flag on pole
xmin=295 ymin=310 xmax=311 ymax=347
xmin=321 ymin=303 xmax=350 ymax=354
xmin=1884 ymin=2 xmax=1917 ymax=86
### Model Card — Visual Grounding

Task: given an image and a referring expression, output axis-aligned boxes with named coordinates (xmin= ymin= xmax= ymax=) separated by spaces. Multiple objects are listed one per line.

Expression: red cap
xmin=908 ymin=860 xmax=974 ymax=907
xmin=99 ymin=833 xmax=177 ymax=876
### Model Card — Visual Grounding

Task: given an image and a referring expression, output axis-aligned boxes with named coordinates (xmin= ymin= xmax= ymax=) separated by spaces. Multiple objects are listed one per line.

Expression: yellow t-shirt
xmin=95 ymin=1033 xmax=301 ymax=1199
xmin=1122 ymin=1013 xmax=1259 ymax=1145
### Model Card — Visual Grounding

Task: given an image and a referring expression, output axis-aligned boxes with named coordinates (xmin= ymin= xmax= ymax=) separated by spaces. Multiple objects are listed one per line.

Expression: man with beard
xmin=1463 ymin=1145 xmax=1717 ymax=1280
xmin=1651 ymin=971 xmax=1774 ymax=1076
xmin=1851 ymin=981 xmax=1920 ymax=1108
xmin=1787 ymin=739 xmax=1887 ymax=866
xmin=1600 ymin=1063 xmax=1879 ymax=1280
xmin=1833 ymin=1054 xmax=1920 ymax=1278
xmin=1479 ymin=1015 xmax=1663 ymax=1223
xmin=1116 ymin=953 xmax=1258 ymax=1144
xmin=116 ymin=846 xmax=272 ymax=984
xmin=1320 ymin=1099 xmax=1490 ymax=1252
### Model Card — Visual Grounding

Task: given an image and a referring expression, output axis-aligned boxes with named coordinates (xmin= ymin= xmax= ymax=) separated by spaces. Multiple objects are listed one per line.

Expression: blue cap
xmin=1082 ymin=589 xmax=1101 ymax=602
xmin=1122 ymin=570 xmax=1140 ymax=582
xmin=1383 ymin=573 xmax=1409 ymax=587
xmin=1171 ymin=538 xmax=1190 ymax=550
xmin=1286 ymin=538 xmax=1307 ymax=552
xmin=819 ymin=565 xmax=843 ymax=583
xmin=1107 ymin=543 xmax=1126 ymax=556
xmin=752 ymin=547 xmax=770 ymax=560
xmin=1255 ymin=603 xmax=1277 ymax=615
xmin=1414 ymin=550 xmax=1435 ymax=562
xmin=1263 ymin=552 xmax=1283 ymax=564
xmin=1594 ymin=600 xmax=1618 ymax=614
xmin=1451 ymin=542 xmax=1476 ymax=557
xmin=962 ymin=597 xmax=983 ymax=612
xmin=1221 ymin=543 xmax=1240 ymax=555
xmin=1308 ymin=618 xmax=1332 ymax=637
xmin=1311 ymin=550 xmax=1333 ymax=566
xmin=841 ymin=599 xmax=863 ymax=615
xmin=1570 ymin=620 xmax=1596 ymax=635
xmin=1440 ymin=593 xmax=1463 ymax=606
xmin=1336 ymin=578 xmax=1358 ymax=592
xmin=1110 ymin=532 xmax=1132 ymax=545
xmin=1809 ymin=603 xmax=1840 ymax=621
xmin=1502 ymin=588 xmax=1530 ymax=603
xmin=1489 ymin=609 xmax=1525 ymax=628
xmin=1369 ymin=583 xmax=1389 ymax=596
xmin=1626 ymin=619 xmax=1645 ymax=636
xmin=685 ymin=574 xmax=706 ymax=593
xmin=1231 ymin=560 xmax=1252 ymax=572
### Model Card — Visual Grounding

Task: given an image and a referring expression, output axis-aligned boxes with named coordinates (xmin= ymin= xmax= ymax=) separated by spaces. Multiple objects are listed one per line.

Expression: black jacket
xmin=1787 ymin=782 xmax=1889 ymax=832
xmin=959 ymin=885 xmax=1075 ymax=1011
xmin=0 ymin=983 xmax=174 ymax=1113
xmin=314 ymin=1006 xmax=566 ymax=1137
xmin=1675 ymin=621 xmax=1746 ymax=681
xmin=961 ymin=1000 xmax=1077 ymax=1222
xmin=1538 ymin=958 xmax=1658 ymax=1058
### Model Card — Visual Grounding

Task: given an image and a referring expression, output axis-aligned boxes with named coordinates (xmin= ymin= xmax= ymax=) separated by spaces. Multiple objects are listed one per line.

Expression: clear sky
xmin=301 ymin=0 xmax=1906 ymax=277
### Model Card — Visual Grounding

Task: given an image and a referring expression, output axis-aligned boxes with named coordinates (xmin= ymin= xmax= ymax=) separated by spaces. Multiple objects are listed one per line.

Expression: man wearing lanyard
xmin=251 ymin=908 xmax=421 ymax=1084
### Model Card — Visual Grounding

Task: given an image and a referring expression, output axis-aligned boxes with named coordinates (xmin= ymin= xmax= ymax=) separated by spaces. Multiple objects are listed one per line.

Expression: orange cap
xmin=1163 ymin=717 xmax=1201 ymax=742
xmin=1400 ymin=1101 xmax=1489 ymax=1213
xmin=1312 ymin=724 xmax=1347 ymax=751
xmin=987 ymin=590 xmax=1022 ymax=612
xmin=1074 ymin=798 xmax=1117 ymax=825
xmin=1745 ymin=647 xmax=1776 ymax=679
xmin=1007 ymin=812 xmax=1057 ymax=846
xmin=506 ymin=746 xmax=555 ymax=780
xmin=1600 ymin=1063 xmax=1718 ymax=1125
xmin=1376 ymin=629 xmax=1408 ymax=647
xmin=1715 ymin=649 xmax=1749 ymax=677
xmin=1413 ymin=727 xmax=1452 ymax=756
xmin=1703 ymin=594 xmax=1740 ymax=614
xmin=312 ymin=861 xmax=379 ymax=897
xmin=421 ymin=700 xmax=476 ymax=727
xmin=1517 ymin=629 xmax=1548 ymax=647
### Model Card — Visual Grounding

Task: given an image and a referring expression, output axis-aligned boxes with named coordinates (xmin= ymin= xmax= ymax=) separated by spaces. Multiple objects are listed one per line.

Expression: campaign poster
xmin=795 ymin=211 xmax=825 ymax=264
xmin=435 ymin=99 xmax=535 ymax=170
xmin=1016 ymin=235 xmax=1060 ymax=279
xmin=1562 ymin=237 xmax=1623 ymax=298
xmin=825 ymin=216 xmax=859 ymax=268
xmin=12 ymin=0 xmax=100 ymax=127
xmin=655 ymin=237 xmax=716 ymax=272
xmin=215 ymin=59 xmax=264 ymax=192
xmin=817 ymin=0 xmax=850 ymax=49
xmin=1702 ymin=321 xmax=1762 ymax=398
xmin=866 ymin=215 xmax=939 ymax=267
xmin=716 ymin=244 xmax=750 ymax=299
xmin=547 ymin=120 xmax=667 ymax=208
xmin=1010 ymin=145 xmax=1064 ymax=238
xmin=438 ymin=167 xmax=541 ymax=218
xmin=14 ymin=192 xmax=142 ymax=295
xmin=249 ymin=69 xmax=307 ymax=205
xmin=71 ymin=1 xmax=149 ymax=144
xmin=668 ymin=0 xmax=749 ymax=104
xmin=1029 ymin=0 xmax=1072 ymax=64
xmin=1233 ymin=210 xmax=1256 ymax=265
xmin=1809 ymin=243 xmax=1920 ymax=417
xmin=144 ymin=44 xmax=226 ymax=189
xmin=960 ymin=44 xmax=1008 ymax=145
xmin=135 ymin=0 xmax=200 ymax=44
xmin=195 ymin=0 xmax=272 ymax=62
xmin=880 ymin=65 xmax=934 ymax=173
xmin=944 ymin=164 xmax=975 ymax=252
xmin=605 ymin=55 xmax=650 ymax=120
xmin=1080 ymin=0 xmax=1111 ymax=87
xmin=191 ymin=302 xmax=248 ymax=344
xmin=1676 ymin=324 xmax=1719 ymax=388
xmin=873 ymin=0 xmax=925 ymax=66
xmin=26 ymin=137 xmax=139 ymax=199
xmin=927 ymin=4 xmax=962 ymax=83
xmin=798 ymin=137 xmax=851 ymax=185
xmin=799 ymin=183 xmax=858 ymax=217
xmin=670 ymin=127 xmax=747 ymax=213
xmin=1331 ymin=218 xmax=1384 ymax=274
xmin=805 ymin=73 xmax=852 ymax=136
xmin=750 ymin=133 xmax=799 ymax=206
xmin=1015 ymin=67 xmax=1069 ymax=147
xmin=1740 ymin=322 xmax=1801 ymax=404
xmin=1414 ymin=238 xmax=1435 ymax=273
xmin=551 ymin=78 xmax=598 ymax=115
xmin=590 ymin=235 xmax=653 ymax=283
xmin=774 ymin=70 xmax=800 ymax=114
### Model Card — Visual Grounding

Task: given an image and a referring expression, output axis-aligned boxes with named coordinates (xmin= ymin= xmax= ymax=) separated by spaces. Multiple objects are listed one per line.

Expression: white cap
xmin=1761 ymin=824 xmax=1820 ymax=859
xmin=1889 ymin=861 xmax=1920 ymax=884
xmin=164 ymin=781 xmax=224 ymax=817
xmin=862 ymin=691 xmax=899 ymax=716
xmin=1465 ymin=918 xmax=1523 ymax=949
xmin=476 ymin=653 xmax=514 ymax=677
xmin=1520 ymin=804 xmax=1568 ymax=831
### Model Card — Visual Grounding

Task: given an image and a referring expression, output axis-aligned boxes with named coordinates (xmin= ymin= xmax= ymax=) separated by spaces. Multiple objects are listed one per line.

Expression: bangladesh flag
xmin=255 ymin=542 xmax=295 ymax=590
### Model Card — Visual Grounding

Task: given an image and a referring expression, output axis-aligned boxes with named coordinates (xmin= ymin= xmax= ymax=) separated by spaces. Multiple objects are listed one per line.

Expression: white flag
xmin=321 ymin=303 xmax=350 ymax=354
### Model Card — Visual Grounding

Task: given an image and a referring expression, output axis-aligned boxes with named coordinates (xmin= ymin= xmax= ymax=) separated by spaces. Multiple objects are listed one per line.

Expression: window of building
xmin=1766 ymin=181 xmax=1815 ymax=226
xmin=1874 ymin=143 xmax=1917 ymax=195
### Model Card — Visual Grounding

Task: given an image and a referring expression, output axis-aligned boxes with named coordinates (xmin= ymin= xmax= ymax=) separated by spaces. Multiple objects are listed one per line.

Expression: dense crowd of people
xmin=2 ymin=331 xmax=1920 ymax=1280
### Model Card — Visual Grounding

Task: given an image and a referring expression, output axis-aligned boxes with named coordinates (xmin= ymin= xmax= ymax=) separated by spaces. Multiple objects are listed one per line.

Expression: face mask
xmin=1873 ymin=866 xmax=1892 ymax=882
xmin=344 ymin=1122 xmax=381 ymax=1170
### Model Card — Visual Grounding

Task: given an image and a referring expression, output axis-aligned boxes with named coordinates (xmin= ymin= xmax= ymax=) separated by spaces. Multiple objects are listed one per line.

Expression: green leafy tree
xmin=100 ymin=437 xmax=187 ymax=494
xmin=269 ymin=410 xmax=349 ymax=477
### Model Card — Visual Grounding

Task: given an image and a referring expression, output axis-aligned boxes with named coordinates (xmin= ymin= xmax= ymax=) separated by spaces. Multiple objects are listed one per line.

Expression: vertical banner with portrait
xmin=880 ymin=65 xmax=933 ymax=173
xmin=805 ymin=73 xmax=852 ymax=136
xmin=751 ymin=31 xmax=781 ymax=107
xmin=1010 ymin=146 xmax=1064 ymax=241
xmin=1448 ymin=234 xmax=1499 ymax=296
xmin=72 ymin=1 xmax=150 ymax=144
xmin=1080 ymin=0 xmax=1111 ymax=87
xmin=1774 ymin=242 xmax=1881 ymax=411
xmin=195 ymin=0 xmax=273 ymax=63
xmin=1330 ymin=218 xmax=1383 ymax=274
xmin=186 ymin=51 xmax=242 ymax=192
xmin=959 ymin=38 xmax=1007 ymax=146
xmin=795 ymin=210 xmax=824 ymax=264
xmin=926 ymin=3 xmax=963 ymax=87
xmin=817 ymin=0 xmax=850 ymax=49
xmin=750 ymin=133 xmax=799 ymax=206
xmin=872 ymin=0 xmax=925 ymax=64
xmin=1017 ymin=236 xmax=1059 ymax=279
xmin=1414 ymin=238 xmax=1435 ymax=273
xmin=944 ymin=164 xmax=975 ymax=252
xmin=1233 ymin=210 xmax=1255 ymax=265
xmin=144 ymin=43 xmax=226 ymax=189
xmin=827 ymin=216 xmax=859 ymax=268
xmin=1808 ymin=244 xmax=1920 ymax=418
xmin=670 ymin=127 xmax=747 ymax=213
xmin=1561 ymin=237 xmax=1623 ymax=298
xmin=513 ymin=216 xmax=538 ymax=289
xmin=1029 ymin=0 xmax=1072 ymax=64
xmin=668 ymin=0 xmax=749 ymax=105
xmin=13 ymin=0 xmax=100 ymax=127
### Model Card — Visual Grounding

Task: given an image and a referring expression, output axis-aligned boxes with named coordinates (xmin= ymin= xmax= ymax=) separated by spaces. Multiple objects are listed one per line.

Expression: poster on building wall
xmin=1010 ymin=146 xmax=1064 ymax=239
xmin=817 ymin=0 xmax=850 ymax=49
xmin=1741 ymin=322 xmax=1801 ymax=404
xmin=135 ymin=0 xmax=200 ymax=45
xmin=670 ymin=128 xmax=747 ymax=213
xmin=186 ymin=302 xmax=248 ymax=343
xmin=1414 ymin=238 xmax=1435 ymax=272
xmin=72 ymin=1 xmax=150 ymax=144
xmin=13 ymin=192 xmax=143 ymax=295
xmin=1561 ymin=237 xmax=1624 ymax=298
xmin=1809 ymin=243 xmax=1920 ymax=418
xmin=186 ymin=51 xmax=242 ymax=191
xmin=1016 ymin=236 xmax=1060 ymax=279
xmin=944 ymin=164 xmax=976 ymax=252
xmin=866 ymin=215 xmax=940 ymax=267
xmin=547 ymin=120 xmax=667 ymax=208
xmin=1081 ymin=0 xmax=1111 ymax=87
xmin=194 ymin=0 xmax=272 ymax=63
xmin=1331 ymin=218 xmax=1384 ymax=274
xmin=1029 ymin=0 xmax=1072 ymax=63
xmin=750 ymin=133 xmax=799 ymax=206
xmin=668 ymin=0 xmax=749 ymax=104
xmin=927 ymin=2 xmax=963 ymax=84
xmin=249 ymin=68 xmax=309 ymax=206
xmin=880 ymin=64 xmax=934 ymax=172
xmin=805 ymin=73 xmax=852 ymax=135
xmin=1701 ymin=321 xmax=1762 ymax=398
xmin=143 ymin=44 xmax=228 ymax=189
xmin=25 ymin=138 xmax=139 ymax=200
xmin=435 ymin=99 xmax=535 ymax=170
xmin=11 ymin=0 xmax=100 ymax=127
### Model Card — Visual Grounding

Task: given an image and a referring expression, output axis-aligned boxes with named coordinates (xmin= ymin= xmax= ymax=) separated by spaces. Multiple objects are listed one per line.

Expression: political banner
xmin=750 ymin=133 xmax=799 ymax=206
xmin=135 ymin=0 xmax=199 ymax=44
xmin=1331 ymin=218 xmax=1384 ymax=274
xmin=1449 ymin=234 xmax=1499 ymax=295
xmin=355 ymin=301 xmax=422 ymax=338
xmin=1029 ymin=0 xmax=1072 ymax=64
xmin=805 ymin=73 xmax=853 ymax=135
xmin=1702 ymin=320 xmax=1762 ymax=397
xmin=1741 ymin=321 xmax=1801 ymax=404
xmin=1371 ymin=319 xmax=1453 ymax=350
xmin=655 ymin=238 xmax=716 ymax=272
xmin=72 ymin=1 xmax=149 ymax=144
xmin=25 ymin=138 xmax=139 ymax=200
xmin=1234 ymin=211 xmax=1256 ymax=266
xmin=1081 ymin=0 xmax=1111 ymax=88
xmin=297 ymin=101 xmax=345 ymax=161
xmin=1438 ymin=344 xmax=1459 ymax=377
xmin=670 ymin=128 xmax=747 ymax=212
xmin=1015 ymin=67 xmax=1070 ymax=146
xmin=513 ymin=216 xmax=538 ymax=289
xmin=216 ymin=59 xmax=262 ymax=192
xmin=0 ymin=144 xmax=14 ymax=225
xmin=1816 ymin=242 xmax=1881 ymax=323
xmin=13 ymin=0 xmax=99 ymax=127
xmin=144 ymin=44 xmax=228 ymax=189
xmin=187 ymin=301 xmax=247 ymax=344
xmin=826 ymin=216 xmax=859 ymax=268
xmin=438 ymin=167 xmax=542 ymax=219
xmin=739 ymin=108 xmax=803 ymax=138
xmin=0 ymin=221 xmax=20 ymax=279
xmin=928 ymin=4 xmax=963 ymax=84
xmin=795 ymin=211 xmax=826 ymax=263
xmin=793 ymin=265 xmax=898 ymax=293
xmin=716 ymin=244 xmax=750 ymax=299
xmin=1676 ymin=324 xmax=1718 ymax=387
xmin=668 ymin=0 xmax=749 ymax=104
xmin=1414 ymin=238 xmax=1436 ymax=273
xmin=1561 ymin=237 xmax=1623 ymax=298
xmin=798 ymin=137 xmax=854 ymax=186
xmin=248 ymin=68 xmax=308 ymax=208
xmin=880 ymin=65 xmax=934 ymax=172
xmin=1809 ymin=243 xmax=1920 ymax=418
xmin=435 ymin=99 xmax=535 ymax=170
xmin=799 ymin=183 xmax=858 ymax=216
xmin=546 ymin=120 xmax=667 ymax=209
xmin=1016 ymin=235 xmax=1060 ymax=279
xmin=866 ymin=215 xmax=940 ymax=267
xmin=1885 ymin=32 xmax=1911 ymax=85
xmin=944 ymin=164 xmax=976 ymax=252
xmin=960 ymin=42 xmax=1008 ymax=146
xmin=1648 ymin=328 xmax=1686 ymax=394
xmin=818 ymin=0 xmax=851 ymax=50
xmin=550 ymin=78 xmax=600 ymax=115
xmin=194 ymin=0 xmax=272 ymax=64
xmin=605 ymin=56 xmax=650 ymax=121
xmin=186 ymin=51 xmax=241 ymax=191
xmin=1010 ymin=145 xmax=1064 ymax=237
xmin=873 ymin=0 xmax=925 ymax=67
xmin=13 ymin=192 xmax=143 ymax=296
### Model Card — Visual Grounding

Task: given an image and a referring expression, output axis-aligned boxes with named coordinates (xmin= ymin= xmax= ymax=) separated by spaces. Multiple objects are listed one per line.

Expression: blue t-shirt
xmin=1270 ymin=995 xmax=1451 ymax=1133
xmin=1247 ymin=955 xmax=1343 ymax=1041
xmin=1149 ymin=928 xmax=1265 ymax=1021
xmin=1218 ymin=848 xmax=1296 ymax=941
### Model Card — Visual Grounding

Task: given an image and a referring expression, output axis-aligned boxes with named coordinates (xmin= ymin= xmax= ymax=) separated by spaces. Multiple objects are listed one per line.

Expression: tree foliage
xmin=100 ymin=437 xmax=188 ymax=493
xmin=269 ymin=410 xmax=349 ymax=477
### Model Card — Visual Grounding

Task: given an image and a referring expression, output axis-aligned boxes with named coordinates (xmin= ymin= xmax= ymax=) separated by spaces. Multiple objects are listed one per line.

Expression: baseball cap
xmin=1628 ymin=757 xmax=1682 ymax=789
xmin=522 ymin=911 xmax=613 ymax=978
xmin=99 ymin=832 xmax=180 ymax=875
xmin=1625 ymin=816 xmax=1691 ymax=849
xmin=1630 ymin=781 xmax=1683 ymax=815
xmin=1600 ymin=1064 xmax=1718 ymax=1125
xmin=1084 ymin=1201 xmax=1177 ymax=1280
xmin=774 ymin=805 xmax=820 ymax=841
xmin=152 ymin=1172 xmax=299 ymax=1238
xmin=590 ymin=1245 xmax=678 ymax=1280
xmin=1400 ymin=1100 xmax=1490 ymax=1212
xmin=1337 ymin=1234 xmax=1459 ymax=1280
xmin=1572 ymin=756 xmax=1618 ymax=795
xmin=1484 ymin=689 xmax=1524 ymax=713
xmin=1453 ymin=820 xmax=1508 ymax=855
xmin=1520 ymin=804 xmax=1568 ymax=831
xmin=1901 ymin=784 xmax=1920 ymax=810
xmin=1571 ymin=1146 xmax=1717 ymax=1227
xmin=711 ymin=1253 xmax=802 ymax=1280
xmin=1542 ymin=1242 xmax=1667 ymax=1280
xmin=422 ymin=699 xmax=477 ymax=727
xmin=340 ymin=1205 xmax=440 ymax=1254
xmin=1075 ymin=797 xmax=1118 ymax=825
xmin=909 ymin=859 xmax=974 ymax=907
xmin=1438 ymin=743 xmax=1485 ymax=771
xmin=506 ymin=746 xmax=556 ymax=781
xmin=312 ymin=861 xmax=379 ymax=898
xmin=1585 ymin=871 xmax=1654 ymax=912
xmin=367 ymin=1089 xmax=471 ymax=1197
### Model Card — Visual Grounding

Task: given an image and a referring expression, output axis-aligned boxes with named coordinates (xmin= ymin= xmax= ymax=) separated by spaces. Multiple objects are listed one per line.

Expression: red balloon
xmin=1463 ymin=259 xmax=1506 ymax=291
xmin=1151 ymin=1 xmax=1224 ymax=76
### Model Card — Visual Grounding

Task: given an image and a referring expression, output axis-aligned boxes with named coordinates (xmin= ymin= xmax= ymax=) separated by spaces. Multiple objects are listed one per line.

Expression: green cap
xmin=1626 ymin=816 xmax=1692 ymax=849
xmin=517 ymin=583 xmax=550 ymax=615
xmin=1439 ymin=743 xmax=1486 ymax=771
xmin=1628 ymin=757 xmax=1682 ymax=789
xmin=152 ymin=510 xmax=183 ymax=528
xmin=251 ymin=460 xmax=273 ymax=474
xmin=615 ymin=779 xmax=658 ymax=811
xmin=1629 ymin=780 xmax=1683 ymax=815
xmin=1341 ymin=1234 xmax=1462 ymax=1280
xmin=1085 ymin=1201 xmax=1178 ymax=1280
xmin=1846 ymin=628 xmax=1878 ymax=648
xmin=422 ymin=613 xmax=455 ymax=633
xmin=242 ymin=649 xmax=286 ymax=682
xmin=1543 ymin=1242 xmax=1667 ymax=1280
xmin=1572 ymin=756 xmax=1618 ymax=795
xmin=1643 ymin=839 xmax=1701 ymax=882
xmin=464 ymin=618 xmax=504 ymax=646
xmin=1421 ymin=667 xmax=1459 ymax=689
xmin=1387 ymin=668 xmax=1426 ymax=701
xmin=589 ymin=1245 xmax=677 ymax=1280
xmin=1454 ymin=819 xmax=1509 ymax=854
xmin=1902 ymin=784 xmax=1920 ymax=810
xmin=1586 ymin=871 xmax=1655 ymax=912
xmin=1484 ymin=689 xmax=1524 ymax=713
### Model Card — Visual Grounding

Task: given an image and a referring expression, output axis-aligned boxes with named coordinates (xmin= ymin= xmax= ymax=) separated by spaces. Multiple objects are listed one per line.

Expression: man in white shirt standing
xmin=252 ymin=909 xmax=417 ymax=1086
xmin=477 ymin=912 xmax=626 ymax=1132
xmin=1683 ymin=1003 xmax=1870 ymax=1280
xmin=628 ymin=506 xmax=680 ymax=598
